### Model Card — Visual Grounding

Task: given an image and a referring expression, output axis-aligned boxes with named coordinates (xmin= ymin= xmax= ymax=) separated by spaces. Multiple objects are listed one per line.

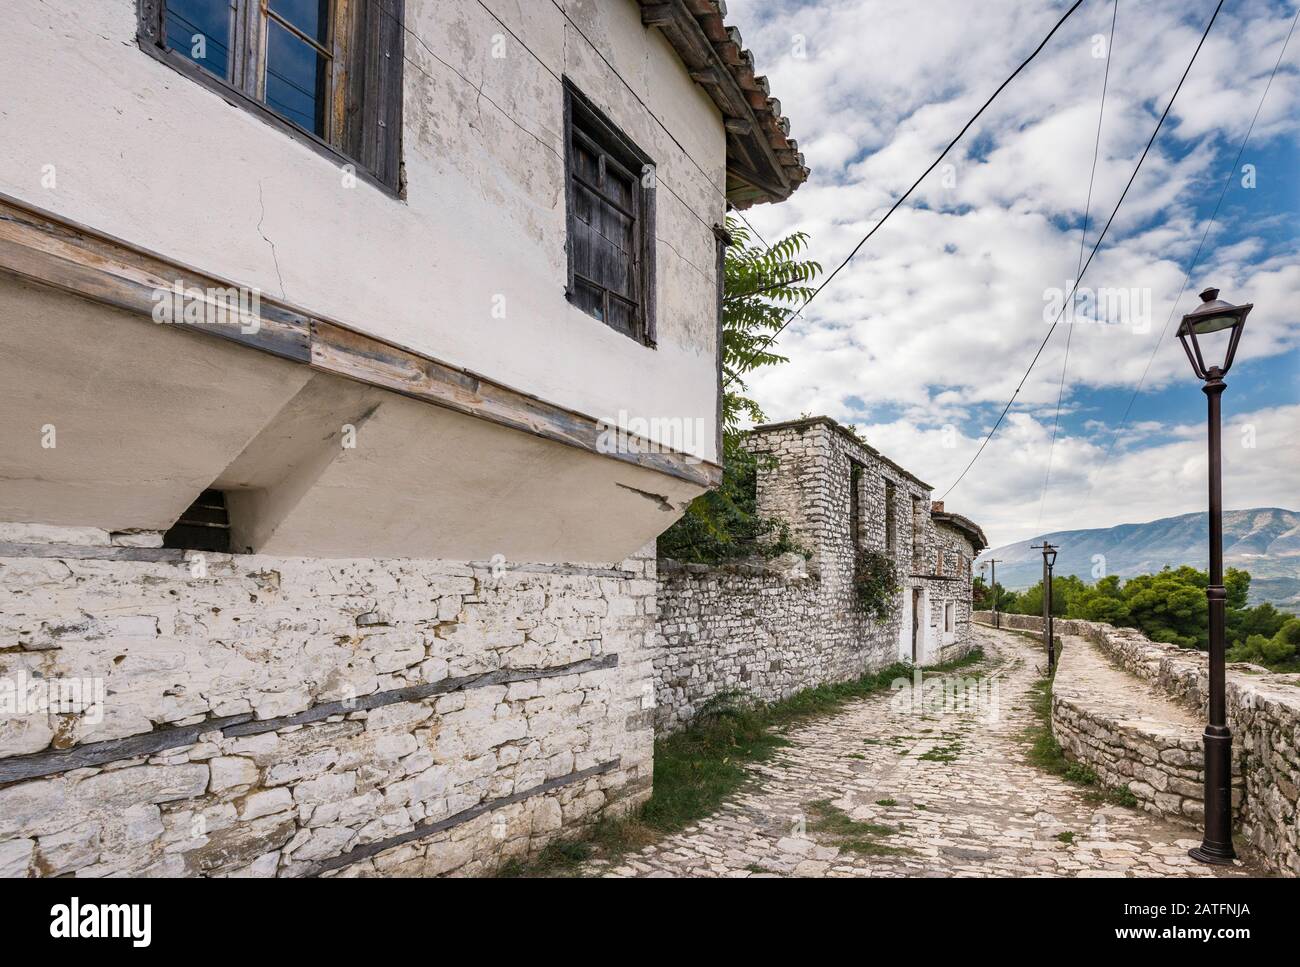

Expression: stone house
xmin=653 ymin=416 xmax=986 ymax=731
xmin=0 ymin=0 xmax=806 ymax=877
xmin=926 ymin=506 xmax=987 ymax=663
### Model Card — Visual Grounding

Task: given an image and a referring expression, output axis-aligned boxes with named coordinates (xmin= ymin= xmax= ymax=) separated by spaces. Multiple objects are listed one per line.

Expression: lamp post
xmin=1033 ymin=542 xmax=1058 ymax=671
xmin=1177 ymin=286 xmax=1251 ymax=867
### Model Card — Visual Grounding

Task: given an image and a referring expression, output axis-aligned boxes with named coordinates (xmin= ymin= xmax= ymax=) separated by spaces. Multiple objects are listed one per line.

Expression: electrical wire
xmin=1081 ymin=3 xmax=1299 ymax=509
xmin=1037 ymin=0 xmax=1119 ymax=528
xmin=722 ymin=0 xmax=1088 ymax=387
xmin=938 ymin=0 xmax=1225 ymax=502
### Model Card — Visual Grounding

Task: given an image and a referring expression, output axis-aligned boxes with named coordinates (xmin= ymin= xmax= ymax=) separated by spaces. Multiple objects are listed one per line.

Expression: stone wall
xmin=654 ymin=557 xmax=821 ymax=732
xmin=975 ymin=610 xmax=1300 ymax=877
xmin=652 ymin=419 xmax=984 ymax=733
xmin=1050 ymin=631 xmax=1221 ymax=828
xmin=0 ymin=525 xmax=656 ymax=878
xmin=750 ymin=418 xmax=974 ymax=668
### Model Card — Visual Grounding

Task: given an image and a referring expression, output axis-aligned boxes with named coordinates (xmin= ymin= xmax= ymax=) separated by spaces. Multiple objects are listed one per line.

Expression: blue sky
xmin=727 ymin=0 xmax=1300 ymax=546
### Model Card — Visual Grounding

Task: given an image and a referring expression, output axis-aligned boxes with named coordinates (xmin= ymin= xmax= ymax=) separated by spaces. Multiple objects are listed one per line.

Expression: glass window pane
xmin=270 ymin=0 xmax=332 ymax=47
xmin=164 ymin=0 xmax=233 ymax=80
xmin=265 ymin=19 xmax=329 ymax=136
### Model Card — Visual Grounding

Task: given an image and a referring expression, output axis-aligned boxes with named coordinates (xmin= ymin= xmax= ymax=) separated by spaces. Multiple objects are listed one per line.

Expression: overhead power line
xmin=1037 ymin=0 xmax=1120 ymax=528
xmin=938 ymin=0 xmax=1226 ymax=502
xmin=1082 ymin=3 xmax=1299 ymax=509
xmin=722 ymin=0 xmax=1088 ymax=388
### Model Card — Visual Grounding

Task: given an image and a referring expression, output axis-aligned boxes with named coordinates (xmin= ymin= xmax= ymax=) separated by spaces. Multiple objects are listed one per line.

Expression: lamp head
xmin=1177 ymin=287 xmax=1251 ymax=380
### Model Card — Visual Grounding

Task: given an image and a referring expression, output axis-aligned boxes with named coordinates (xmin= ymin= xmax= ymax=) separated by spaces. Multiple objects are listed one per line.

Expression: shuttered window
xmin=564 ymin=81 xmax=656 ymax=345
xmin=137 ymin=0 xmax=404 ymax=191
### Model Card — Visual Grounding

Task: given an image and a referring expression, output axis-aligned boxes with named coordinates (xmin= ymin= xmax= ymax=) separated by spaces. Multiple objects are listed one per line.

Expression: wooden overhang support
xmin=0 ymin=193 xmax=722 ymax=491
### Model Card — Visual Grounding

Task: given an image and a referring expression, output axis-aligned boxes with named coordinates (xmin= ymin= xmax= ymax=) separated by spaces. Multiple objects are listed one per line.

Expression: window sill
xmin=563 ymin=289 xmax=656 ymax=349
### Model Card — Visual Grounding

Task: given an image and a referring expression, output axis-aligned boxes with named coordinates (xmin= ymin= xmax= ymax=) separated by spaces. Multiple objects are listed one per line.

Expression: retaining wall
xmin=975 ymin=610 xmax=1300 ymax=876
xmin=0 ymin=526 xmax=657 ymax=878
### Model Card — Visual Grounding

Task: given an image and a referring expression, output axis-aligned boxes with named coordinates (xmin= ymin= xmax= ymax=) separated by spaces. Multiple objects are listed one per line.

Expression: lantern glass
xmin=1045 ymin=549 xmax=1057 ymax=568
xmin=1187 ymin=313 xmax=1239 ymax=335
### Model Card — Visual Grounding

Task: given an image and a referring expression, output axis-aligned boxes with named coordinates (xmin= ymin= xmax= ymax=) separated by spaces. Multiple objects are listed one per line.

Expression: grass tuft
xmin=805 ymin=799 xmax=911 ymax=857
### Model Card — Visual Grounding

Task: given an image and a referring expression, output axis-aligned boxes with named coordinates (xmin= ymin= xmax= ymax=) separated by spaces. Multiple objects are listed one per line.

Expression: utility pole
xmin=981 ymin=558 xmax=1002 ymax=629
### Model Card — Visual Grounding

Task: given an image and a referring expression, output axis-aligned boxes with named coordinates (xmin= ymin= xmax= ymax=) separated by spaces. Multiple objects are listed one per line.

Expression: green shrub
xmin=853 ymin=548 xmax=901 ymax=619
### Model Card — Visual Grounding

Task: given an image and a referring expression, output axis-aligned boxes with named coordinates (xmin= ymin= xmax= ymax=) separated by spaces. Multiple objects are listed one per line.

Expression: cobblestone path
xmin=588 ymin=626 xmax=1260 ymax=878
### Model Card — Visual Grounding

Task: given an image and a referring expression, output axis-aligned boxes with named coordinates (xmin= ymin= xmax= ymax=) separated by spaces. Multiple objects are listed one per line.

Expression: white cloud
xmin=724 ymin=0 xmax=1300 ymax=543
xmin=848 ymin=403 xmax=1300 ymax=547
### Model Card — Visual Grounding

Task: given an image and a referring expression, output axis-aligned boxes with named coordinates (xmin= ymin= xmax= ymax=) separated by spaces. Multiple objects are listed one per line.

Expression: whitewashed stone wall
xmin=654 ymin=557 xmax=821 ymax=732
xmin=921 ymin=521 xmax=979 ymax=665
xmin=653 ymin=418 xmax=982 ymax=732
xmin=976 ymin=610 xmax=1300 ymax=877
xmin=0 ymin=525 xmax=656 ymax=877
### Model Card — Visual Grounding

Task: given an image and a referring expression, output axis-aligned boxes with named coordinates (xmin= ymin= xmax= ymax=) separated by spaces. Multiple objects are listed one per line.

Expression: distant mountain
xmin=977 ymin=508 xmax=1300 ymax=614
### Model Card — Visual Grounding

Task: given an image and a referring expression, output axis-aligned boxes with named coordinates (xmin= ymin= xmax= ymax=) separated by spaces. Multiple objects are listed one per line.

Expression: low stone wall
xmin=0 ymin=526 xmax=656 ymax=878
xmin=654 ymin=557 xmax=825 ymax=732
xmin=1050 ymin=635 xmax=1219 ymax=827
xmin=971 ymin=610 xmax=1093 ymax=638
xmin=975 ymin=610 xmax=1300 ymax=876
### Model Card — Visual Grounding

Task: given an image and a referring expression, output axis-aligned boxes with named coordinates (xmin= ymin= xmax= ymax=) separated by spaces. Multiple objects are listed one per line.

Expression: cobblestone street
xmin=588 ymin=626 xmax=1261 ymax=878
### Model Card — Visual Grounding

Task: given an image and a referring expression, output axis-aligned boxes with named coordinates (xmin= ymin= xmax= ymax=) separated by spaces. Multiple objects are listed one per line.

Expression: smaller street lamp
xmin=1177 ymin=286 xmax=1251 ymax=867
xmin=1045 ymin=544 xmax=1057 ymax=671
xmin=1032 ymin=542 xmax=1059 ymax=670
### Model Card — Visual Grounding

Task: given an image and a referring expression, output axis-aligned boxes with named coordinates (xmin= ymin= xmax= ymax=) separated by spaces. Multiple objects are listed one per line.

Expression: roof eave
xmin=638 ymin=0 xmax=808 ymax=208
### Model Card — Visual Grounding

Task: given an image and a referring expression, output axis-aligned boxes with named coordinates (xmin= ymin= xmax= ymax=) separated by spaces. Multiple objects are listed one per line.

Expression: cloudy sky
xmin=725 ymin=0 xmax=1300 ymax=548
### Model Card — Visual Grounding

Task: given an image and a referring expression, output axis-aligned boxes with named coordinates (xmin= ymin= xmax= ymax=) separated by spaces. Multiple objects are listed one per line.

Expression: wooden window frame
xmin=848 ymin=461 xmax=863 ymax=551
xmin=136 ymin=0 xmax=404 ymax=195
xmin=911 ymin=496 xmax=925 ymax=570
xmin=563 ymin=78 xmax=657 ymax=347
xmin=884 ymin=478 xmax=897 ymax=557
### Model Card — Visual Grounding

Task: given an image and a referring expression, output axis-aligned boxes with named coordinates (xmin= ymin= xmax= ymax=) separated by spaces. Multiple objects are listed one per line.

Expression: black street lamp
xmin=1044 ymin=543 xmax=1057 ymax=671
xmin=1033 ymin=542 xmax=1058 ymax=671
xmin=1177 ymin=286 xmax=1251 ymax=867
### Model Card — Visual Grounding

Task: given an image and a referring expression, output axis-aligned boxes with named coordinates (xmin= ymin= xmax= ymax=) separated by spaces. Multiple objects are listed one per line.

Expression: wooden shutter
xmin=563 ymin=81 xmax=655 ymax=345
xmin=343 ymin=0 xmax=404 ymax=190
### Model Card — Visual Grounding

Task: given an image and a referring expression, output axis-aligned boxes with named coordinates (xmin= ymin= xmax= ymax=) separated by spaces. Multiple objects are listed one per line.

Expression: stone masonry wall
xmin=0 ymin=524 xmax=657 ymax=878
xmin=1050 ymin=632 xmax=1222 ymax=829
xmin=652 ymin=419 xmax=982 ymax=734
xmin=975 ymin=610 xmax=1300 ymax=877
xmin=654 ymin=557 xmax=820 ymax=732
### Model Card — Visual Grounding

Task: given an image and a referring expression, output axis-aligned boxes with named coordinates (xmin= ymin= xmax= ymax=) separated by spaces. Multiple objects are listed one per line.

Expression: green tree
xmin=657 ymin=218 xmax=821 ymax=564
xmin=1227 ymin=617 xmax=1300 ymax=669
xmin=1053 ymin=564 xmax=1296 ymax=670
xmin=718 ymin=219 xmax=821 ymax=430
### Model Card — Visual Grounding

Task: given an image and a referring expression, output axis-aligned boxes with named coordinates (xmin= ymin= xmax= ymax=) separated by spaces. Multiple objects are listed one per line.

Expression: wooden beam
xmin=0 ymin=193 xmax=722 ymax=491
xmin=639 ymin=3 xmax=675 ymax=27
